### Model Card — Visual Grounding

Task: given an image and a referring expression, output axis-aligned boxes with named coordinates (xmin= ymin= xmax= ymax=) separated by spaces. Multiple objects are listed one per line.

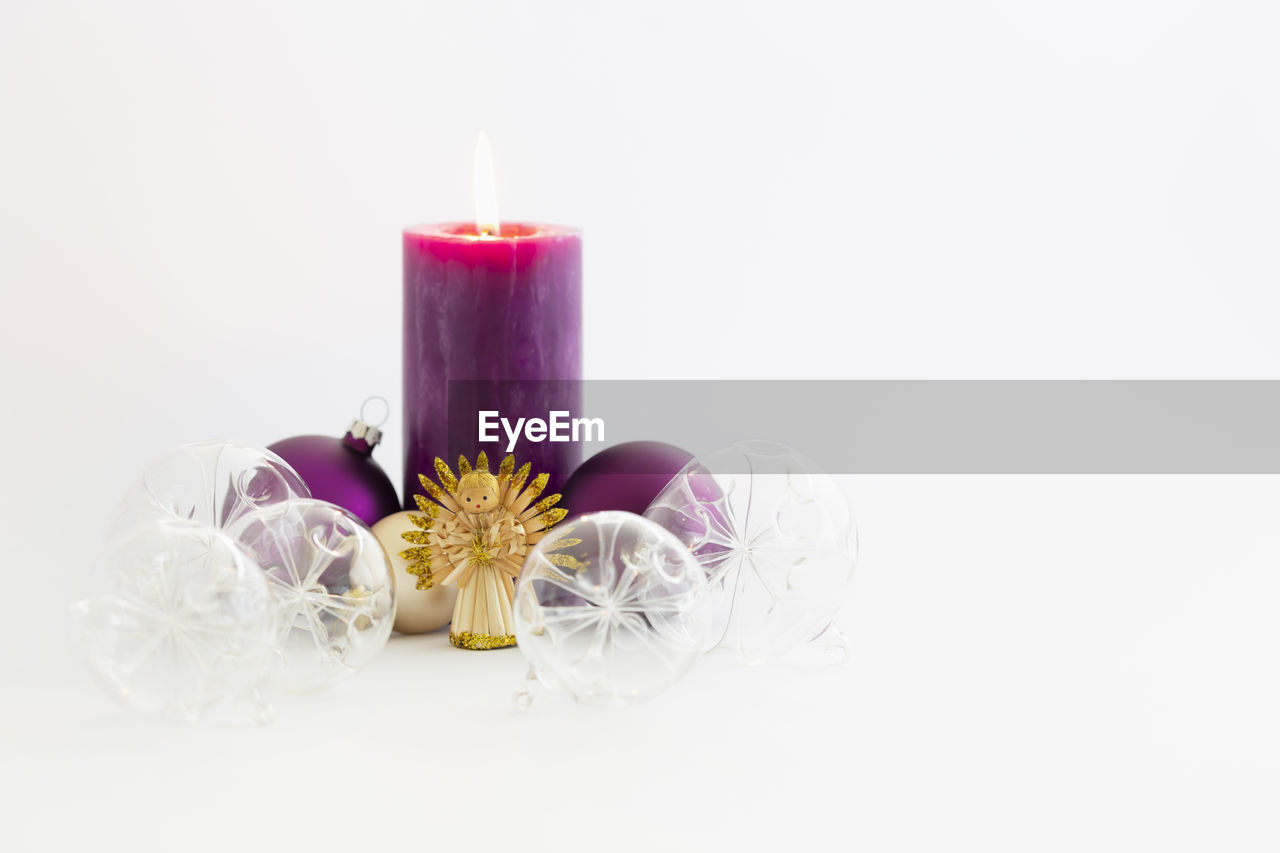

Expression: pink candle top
xmin=404 ymin=222 xmax=581 ymax=271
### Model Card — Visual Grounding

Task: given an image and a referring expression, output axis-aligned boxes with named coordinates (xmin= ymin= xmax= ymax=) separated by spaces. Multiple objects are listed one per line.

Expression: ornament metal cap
xmin=344 ymin=418 xmax=382 ymax=453
xmin=342 ymin=397 xmax=389 ymax=455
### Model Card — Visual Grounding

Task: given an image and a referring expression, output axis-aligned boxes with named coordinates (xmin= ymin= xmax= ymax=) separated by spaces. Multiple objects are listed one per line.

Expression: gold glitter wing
xmin=528 ymin=507 xmax=568 ymax=533
xmin=497 ymin=454 xmax=514 ymax=483
xmin=520 ymin=493 xmax=560 ymax=523
xmin=411 ymin=498 xmax=439 ymax=521
xmin=400 ymin=499 xmax=442 ymax=590
xmin=407 ymin=479 xmax=448 ymax=584
xmin=509 ymin=473 xmax=549 ymax=516
xmin=506 ymin=463 xmax=531 ymax=503
xmin=417 ymin=474 xmax=459 ymax=514
xmin=434 ymin=458 xmax=458 ymax=493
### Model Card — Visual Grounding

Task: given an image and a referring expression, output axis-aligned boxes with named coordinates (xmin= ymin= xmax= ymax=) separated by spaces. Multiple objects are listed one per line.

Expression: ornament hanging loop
xmin=360 ymin=395 xmax=390 ymax=429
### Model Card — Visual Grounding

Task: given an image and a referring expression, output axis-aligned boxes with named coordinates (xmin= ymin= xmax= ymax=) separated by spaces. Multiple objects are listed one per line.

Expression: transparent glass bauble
xmin=514 ymin=511 xmax=709 ymax=705
xmin=227 ymin=499 xmax=395 ymax=692
xmin=644 ymin=441 xmax=857 ymax=663
xmin=113 ymin=440 xmax=311 ymax=536
xmin=79 ymin=518 xmax=278 ymax=719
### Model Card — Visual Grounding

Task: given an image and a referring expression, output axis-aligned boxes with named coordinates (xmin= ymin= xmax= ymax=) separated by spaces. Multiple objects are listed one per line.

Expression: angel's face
xmin=458 ymin=484 xmax=498 ymax=513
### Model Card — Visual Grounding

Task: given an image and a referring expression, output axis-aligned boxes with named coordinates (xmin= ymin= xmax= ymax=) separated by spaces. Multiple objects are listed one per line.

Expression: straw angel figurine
xmin=400 ymin=452 xmax=568 ymax=649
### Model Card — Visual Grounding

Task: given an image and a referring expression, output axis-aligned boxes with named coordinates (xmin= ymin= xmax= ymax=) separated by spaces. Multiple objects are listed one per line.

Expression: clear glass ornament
xmin=113 ymin=440 xmax=311 ymax=536
xmin=513 ymin=511 xmax=709 ymax=705
xmin=227 ymin=499 xmax=395 ymax=692
xmin=78 ymin=518 xmax=278 ymax=720
xmin=644 ymin=441 xmax=857 ymax=663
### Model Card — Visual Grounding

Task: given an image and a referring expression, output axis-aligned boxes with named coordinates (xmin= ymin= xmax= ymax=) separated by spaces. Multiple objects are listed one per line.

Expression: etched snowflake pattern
xmin=82 ymin=519 xmax=276 ymax=716
xmin=515 ymin=512 xmax=707 ymax=704
xmin=229 ymin=500 xmax=394 ymax=691
xmin=644 ymin=442 xmax=857 ymax=660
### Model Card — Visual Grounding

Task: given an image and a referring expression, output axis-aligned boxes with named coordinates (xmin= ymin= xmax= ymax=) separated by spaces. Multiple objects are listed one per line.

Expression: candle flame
xmin=474 ymin=132 xmax=500 ymax=237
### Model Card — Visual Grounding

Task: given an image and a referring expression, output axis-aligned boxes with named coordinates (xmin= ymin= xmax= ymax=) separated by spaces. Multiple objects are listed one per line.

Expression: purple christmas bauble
xmin=559 ymin=441 xmax=694 ymax=519
xmin=268 ymin=432 xmax=400 ymax=528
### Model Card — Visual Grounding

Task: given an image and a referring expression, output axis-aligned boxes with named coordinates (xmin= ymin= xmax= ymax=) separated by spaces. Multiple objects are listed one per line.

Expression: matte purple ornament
xmin=268 ymin=423 xmax=400 ymax=528
xmin=559 ymin=441 xmax=694 ymax=519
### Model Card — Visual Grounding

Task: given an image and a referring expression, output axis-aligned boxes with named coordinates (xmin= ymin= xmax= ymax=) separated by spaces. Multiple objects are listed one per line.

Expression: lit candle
xmin=402 ymin=135 xmax=583 ymax=505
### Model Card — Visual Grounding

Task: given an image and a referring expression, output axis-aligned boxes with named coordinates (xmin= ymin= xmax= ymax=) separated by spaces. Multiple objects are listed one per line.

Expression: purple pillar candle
xmin=403 ymin=223 xmax=582 ymax=508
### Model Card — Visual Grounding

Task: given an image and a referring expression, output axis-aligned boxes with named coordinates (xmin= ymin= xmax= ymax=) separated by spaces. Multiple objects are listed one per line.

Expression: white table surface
xmin=6 ymin=475 xmax=1278 ymax=852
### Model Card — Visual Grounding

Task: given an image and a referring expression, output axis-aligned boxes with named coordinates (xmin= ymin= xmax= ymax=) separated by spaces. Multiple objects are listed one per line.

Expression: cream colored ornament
xmin=371 ymin=511 xmax=458 ymax=634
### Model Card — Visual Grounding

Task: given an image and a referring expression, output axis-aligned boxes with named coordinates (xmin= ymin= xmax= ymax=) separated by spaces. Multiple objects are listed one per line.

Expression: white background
xmin=3 ymin=1 xmax=1280 ymax=850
